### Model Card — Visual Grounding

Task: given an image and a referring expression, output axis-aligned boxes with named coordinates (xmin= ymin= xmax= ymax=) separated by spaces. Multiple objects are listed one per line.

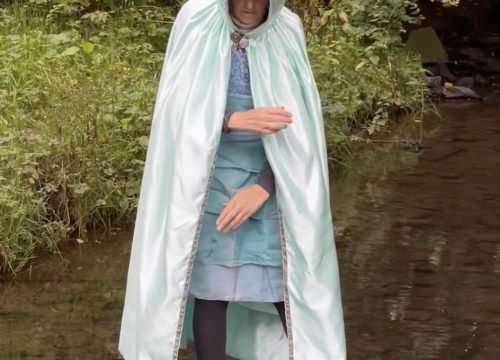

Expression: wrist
xmin=223 ymin=111 xmax=234 ymax=132
xmin=227 ymin=111 xmax=244 ymax=131
xmin=253 ymin=183 xmax=270 ymax=198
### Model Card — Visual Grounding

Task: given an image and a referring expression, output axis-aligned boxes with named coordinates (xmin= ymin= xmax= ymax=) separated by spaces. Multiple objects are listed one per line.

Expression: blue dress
xmin=188 ymin=47 xmax=284 ymax=302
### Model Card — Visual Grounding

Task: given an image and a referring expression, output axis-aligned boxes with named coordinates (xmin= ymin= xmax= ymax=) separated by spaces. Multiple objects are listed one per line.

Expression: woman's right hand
xmin=227 ymin=107 xmax=293 ymax=135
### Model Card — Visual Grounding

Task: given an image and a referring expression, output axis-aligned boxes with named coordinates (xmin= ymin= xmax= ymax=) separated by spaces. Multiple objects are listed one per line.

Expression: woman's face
xmin=229 ymin=0 xmax=269 ymax=26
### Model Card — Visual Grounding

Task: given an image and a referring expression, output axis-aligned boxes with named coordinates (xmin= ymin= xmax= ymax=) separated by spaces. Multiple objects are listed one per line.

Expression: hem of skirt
xmin=194 ymin=259 xmax=283 ymax=268
xmin=189 ymin=292 xmax=285 ymax=303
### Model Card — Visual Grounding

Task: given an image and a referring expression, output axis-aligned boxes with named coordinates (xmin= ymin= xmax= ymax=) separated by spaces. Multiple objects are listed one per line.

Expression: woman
xmin=188 ymin=1 xmax=291 ymax=358
xmin=119 ymin=1 xmax=346 ymax=359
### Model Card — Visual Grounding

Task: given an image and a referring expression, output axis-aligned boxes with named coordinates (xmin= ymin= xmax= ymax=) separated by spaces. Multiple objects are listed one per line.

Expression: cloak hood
xmin=118 ymin=0 xmax=346 ymax=359
xmin=218 ymin=0 xmax=285 ymax=36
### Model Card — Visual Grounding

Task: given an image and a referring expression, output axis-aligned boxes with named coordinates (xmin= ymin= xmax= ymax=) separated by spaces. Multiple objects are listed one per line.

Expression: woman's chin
xmin=237 ymin=15 xmax=260 ymax=26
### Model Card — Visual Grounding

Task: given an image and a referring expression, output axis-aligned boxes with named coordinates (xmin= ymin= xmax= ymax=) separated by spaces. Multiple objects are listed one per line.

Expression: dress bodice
xmin=221 ymin=48 xmax=261 ymax=142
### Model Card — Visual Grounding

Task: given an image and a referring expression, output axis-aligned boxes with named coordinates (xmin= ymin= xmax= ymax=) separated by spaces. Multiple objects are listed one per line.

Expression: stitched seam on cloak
xmin=171 ymin=142 xmax=220 ymax=360
xmin=278 ymin=208 xmax=294 ymax=359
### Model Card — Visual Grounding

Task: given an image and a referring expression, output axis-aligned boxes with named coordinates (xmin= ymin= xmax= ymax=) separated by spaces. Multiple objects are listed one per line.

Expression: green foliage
xmin=289 ymin=0 xmax=427 ymax=166
xmin=0 ymin=2 xmax=174 ymax=273
xmin=0 ymin=0 xmax=428 ymax=274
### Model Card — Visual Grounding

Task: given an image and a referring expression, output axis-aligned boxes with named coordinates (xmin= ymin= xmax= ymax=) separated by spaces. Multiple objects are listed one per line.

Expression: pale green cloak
xmin=118 ymin=0 xmax=346 ymax=359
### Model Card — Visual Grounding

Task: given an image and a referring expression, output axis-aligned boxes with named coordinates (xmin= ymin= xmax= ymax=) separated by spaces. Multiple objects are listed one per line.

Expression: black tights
xmin=193 ymin=298 xmax=287 ymax=360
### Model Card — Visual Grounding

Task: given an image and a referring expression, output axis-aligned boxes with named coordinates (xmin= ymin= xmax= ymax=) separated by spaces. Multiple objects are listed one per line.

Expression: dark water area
xmin=333 ymin=98 xmax=500 ymax=359
xmin=1 ymin=99 xmax=499 ymax=359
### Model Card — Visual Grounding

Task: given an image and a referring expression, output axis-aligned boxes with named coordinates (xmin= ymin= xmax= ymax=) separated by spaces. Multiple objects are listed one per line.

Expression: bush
xmin=0 ymin=2 xmax=174 ymax=272
xmin=289 ymin=0 xmax=427 ymax=166
xmin=0 ymin=0 xmax=427 ymax=274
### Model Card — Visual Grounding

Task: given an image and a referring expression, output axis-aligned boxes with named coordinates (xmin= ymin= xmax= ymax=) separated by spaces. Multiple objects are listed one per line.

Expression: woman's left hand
xmin=216 ymin=184 xmax=270 ymax=233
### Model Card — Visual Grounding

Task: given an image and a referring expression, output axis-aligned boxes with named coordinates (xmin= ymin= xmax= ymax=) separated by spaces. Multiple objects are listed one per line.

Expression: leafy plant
xmin=0 ymin=0 xmax=429 ymax=275
xmin=289 ymin=0 xmax=427 ymax=166
xmin=0 ymin=2 xmax=174 ymax=273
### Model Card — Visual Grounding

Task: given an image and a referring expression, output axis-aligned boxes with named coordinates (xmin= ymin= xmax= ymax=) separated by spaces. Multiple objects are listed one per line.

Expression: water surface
xmin=1 ymin=99 xmax=499 ymax=359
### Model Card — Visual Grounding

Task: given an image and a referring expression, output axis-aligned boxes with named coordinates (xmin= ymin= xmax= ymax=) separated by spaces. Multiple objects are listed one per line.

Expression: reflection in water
xmin=334 ymin=99 xmax=500 ymax=360
xmin=1 ymin=100 xmax=499 ymax=359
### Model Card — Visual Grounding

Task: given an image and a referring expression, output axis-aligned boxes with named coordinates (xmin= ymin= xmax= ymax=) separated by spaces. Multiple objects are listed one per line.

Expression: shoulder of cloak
xmin=164 ymin=0 xmax=219 ymax=62
xmin=277 ymin=7 xmax=307 ymax=47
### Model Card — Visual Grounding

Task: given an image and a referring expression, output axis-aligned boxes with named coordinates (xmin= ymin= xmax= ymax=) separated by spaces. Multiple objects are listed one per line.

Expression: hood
xmin=217 ymin=0 xmax=286 ymax=38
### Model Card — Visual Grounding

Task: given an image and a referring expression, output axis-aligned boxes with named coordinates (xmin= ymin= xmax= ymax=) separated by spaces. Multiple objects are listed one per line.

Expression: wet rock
xmin=456 ymin=76 xmax=475 ymax=88
xmin=406 ymin=27 xmax=448 ymax=64
xmin=436 ymin=63 xmax=457 ymax=81
xmin=425 ymin=75 xmax=442 ymax=88
xmin=443 ymin=85 xmax=482 ymax=100
xmin=473 ymin=74 xmax=487 ymax=86
xmin=425 ymin=76 xmax=443 ymax=97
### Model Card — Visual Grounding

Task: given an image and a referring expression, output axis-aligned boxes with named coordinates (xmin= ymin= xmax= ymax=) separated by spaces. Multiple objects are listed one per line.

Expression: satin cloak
xmin=118 ymin=0 xmax=346 ymax=359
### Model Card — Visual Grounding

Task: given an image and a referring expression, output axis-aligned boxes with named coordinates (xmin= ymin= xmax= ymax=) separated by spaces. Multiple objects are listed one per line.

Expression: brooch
xmin=230 ymin=31 xmax=249 ymax=53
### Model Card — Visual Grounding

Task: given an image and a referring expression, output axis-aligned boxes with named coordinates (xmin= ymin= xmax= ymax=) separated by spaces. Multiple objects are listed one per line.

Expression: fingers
xmin=216 ymin=203 xmax=249 ymax=233
xmin=266 ymin=107 xmax=293 ymax=122
xmin=267 ymin=112 xmax=293 ymax=121
xmin=259 ymin=121 xmax=289 ymax=135
xmin=266 ymin=122 xmax=289 ymax=131
xmin=224 ymin=212 xmax=248 ymax=233
xmin=216 ymin=204 xmax=233 ymax=231
xmin=216 ymin=193 xmax=258 ymax=232
xmin=243 ymin=107 xmax=294 ymax=135
xmin=217 ymin=208 xmax=249 ymax=233
xmin=261 ymin=107 xmax=293 ymax=133
xmin=215 ymin=186 xmax=267 ymax=232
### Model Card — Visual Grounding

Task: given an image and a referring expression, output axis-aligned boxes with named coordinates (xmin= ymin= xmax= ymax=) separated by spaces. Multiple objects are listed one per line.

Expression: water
xmin=1 ymin=99 xmax=499 ymax=359
xmin=333 ymin=99 xmax=500 ymax=359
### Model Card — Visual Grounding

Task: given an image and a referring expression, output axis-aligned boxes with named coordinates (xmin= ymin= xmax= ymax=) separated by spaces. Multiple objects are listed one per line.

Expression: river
xmin=1 ymin=98 xmax=499 ymax=359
